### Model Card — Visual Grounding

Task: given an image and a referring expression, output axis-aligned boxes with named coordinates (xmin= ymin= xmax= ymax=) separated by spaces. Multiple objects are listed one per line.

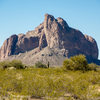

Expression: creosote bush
xmin=0 ymin=61 xmax=11 ymax=69
xmin=0 ymin=68 xmax=100 ymax=99
xmin=63 ymin=55 xmax=89 ymax=71
xmin=0 ymin=60 xmax=25 ymax=69
xmin=10 ymin=60 xmax=24 ymax=69
xmin=88 ymin=63 xmax=98 ymax=71
xmin=35 ymin=62 xmax=47 ymax=68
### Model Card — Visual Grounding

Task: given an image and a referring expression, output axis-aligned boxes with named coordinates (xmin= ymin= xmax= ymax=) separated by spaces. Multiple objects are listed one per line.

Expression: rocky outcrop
xmin=43 ymin=14 xmax=98 ymax=59
xmin=0 ymin=14 xmax=99 ymax=65
xmin=0 ymin=34 xmax=39 ymax=59
xmin=0 ymin=35 xmax=18 ymax=59
xmin=15 ymin=35 xmax=39 ymax=54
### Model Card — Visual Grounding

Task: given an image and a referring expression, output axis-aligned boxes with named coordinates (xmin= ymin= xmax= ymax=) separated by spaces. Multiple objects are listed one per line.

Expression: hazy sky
xmin=0 ymin=0 xmax=100 ymax=59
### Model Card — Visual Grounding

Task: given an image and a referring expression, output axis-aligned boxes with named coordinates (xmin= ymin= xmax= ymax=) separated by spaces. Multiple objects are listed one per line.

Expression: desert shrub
xmin=10 ymin=60 xmax=24 ymax=69
xmin=0 ymin=61 xmax=11 ymax=69
xmin=63 ymin=55 xmax=89 ymax=71
xmin=70 ymin=55 xmax=89 ymax=71
xmin=88 ymin=63 xmax=98 ymax=71
xmin=35 ymin=62 xmax=47 ymax=68
xmin=63 ymin=59 xmax=75 ymax=70
xmin=0 ymin=60 xmax=25 ymax=69
xmin=0 ymin=68 xmax=100 ymax=99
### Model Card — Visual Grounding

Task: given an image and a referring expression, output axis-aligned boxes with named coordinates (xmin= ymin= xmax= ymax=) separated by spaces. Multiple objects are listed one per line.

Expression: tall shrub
xmin=63 ymin=55 xmax=89 ymax=71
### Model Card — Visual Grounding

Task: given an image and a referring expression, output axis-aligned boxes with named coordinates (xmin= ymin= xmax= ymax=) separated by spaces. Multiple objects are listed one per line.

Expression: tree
xmin=63 ymin=55 xmax=89 ymax=71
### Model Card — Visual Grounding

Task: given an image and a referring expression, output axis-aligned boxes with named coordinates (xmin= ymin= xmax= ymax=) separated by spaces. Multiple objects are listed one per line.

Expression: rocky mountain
xmin=0 ymin=14 xmax=100 ymax=66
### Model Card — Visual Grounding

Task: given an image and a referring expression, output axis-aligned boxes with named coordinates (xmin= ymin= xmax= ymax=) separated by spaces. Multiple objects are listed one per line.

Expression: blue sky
xmin=0 ymin=0 xmax=100 ymax=59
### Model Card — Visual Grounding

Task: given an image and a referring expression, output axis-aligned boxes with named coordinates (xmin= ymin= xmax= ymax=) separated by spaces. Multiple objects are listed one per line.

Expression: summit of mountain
xmin=0 ymin=14 xmax=99 ymax=66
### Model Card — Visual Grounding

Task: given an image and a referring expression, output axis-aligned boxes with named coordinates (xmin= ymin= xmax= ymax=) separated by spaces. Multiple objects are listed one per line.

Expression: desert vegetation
xmin=0 ymin=55 xmax=100 ymax=100
xmin=35 ymin=61 xmax=48 ymax=68
xmin=0 ymin=60 xmax=25 ymax=69
xmin=63 ymin=55 xmax=98 ymax=72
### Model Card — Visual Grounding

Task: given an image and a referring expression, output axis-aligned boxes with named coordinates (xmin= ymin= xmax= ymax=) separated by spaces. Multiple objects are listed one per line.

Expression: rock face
xmin=0 ymin=35 xmax=18 ymax=59
xmin=0 ymin=14 xmax=99 ymax=65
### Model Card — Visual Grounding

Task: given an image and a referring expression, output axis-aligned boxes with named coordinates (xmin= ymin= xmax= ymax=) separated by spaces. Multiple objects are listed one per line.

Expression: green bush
xmin=0 ymin=61 xmax=11 ymax=69
xmin=35 ymin=62 xmax=47 ymax=68
xmin=0 ymin=66 xmax=100 ymax=99
xmin=88 ymin=63 xmax=98 ymax=71
xmin=63 ymin=59 xmax=74 ymax=70
xmin=63 ymin=55 xmax=89 ymax=71
xmin=10 ymin=60 xmax=24 ymax=69
xmin=0 ymin=60 xmax=25 ymax=69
